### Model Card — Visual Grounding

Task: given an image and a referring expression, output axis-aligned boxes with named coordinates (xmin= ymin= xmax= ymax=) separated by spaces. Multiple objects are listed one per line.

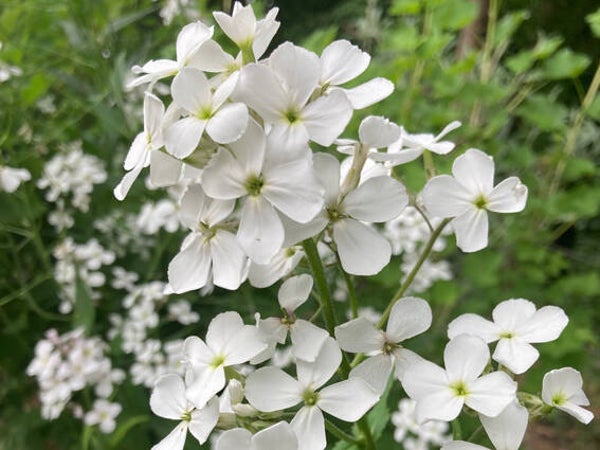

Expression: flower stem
xmin=377 ymin=218 xmax=451 ymax=329
xmin=325 ymin=419 xmax=361 ymax=445
xmin=302 ymin=238 xmax=337 ymax=337
xmin=333 ymin=248 xmax=359 ymax=319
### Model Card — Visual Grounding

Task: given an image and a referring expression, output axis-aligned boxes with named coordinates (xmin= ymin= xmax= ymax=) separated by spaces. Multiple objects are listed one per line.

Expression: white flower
xmin=167 ymin=185 xmax=247 ymax=292
xmin=213 ymin=2 xmax=280 ymax=60
xmin=201 ymin=119 xmax=324 ymax=264
xmin=402 ymin=334 xmax=517 ymax=423
xmin=164 ymin=68 xmax=248 ymax=158
xmin=84 ymin=399 xmax=122 ymax=434
xmin=0 ymin=165 xmax=31 ymax=192
xmin=245 ymin=337 xmax=379 ymax=450
xmin=253 ymin=274 xmax=329 ymax=363
xmin=421 ymin=148 xmax=528 ymax=252
xmin=150 ymin=374 xmax=219 ymax=450
xmin=215 ymin=421 xmax=297 ymax=450
xmin=182 ymin=312 xmax=266 ymax=409
xmin=235 ymin=42 xmax=353 ymax=149
xmin=448 ymin=298 xmax=568 ymax=374
xmin=335 ymin=297 xmax=432 ymax=394
xmin=542 ymin=367 xmax=594 ymax=424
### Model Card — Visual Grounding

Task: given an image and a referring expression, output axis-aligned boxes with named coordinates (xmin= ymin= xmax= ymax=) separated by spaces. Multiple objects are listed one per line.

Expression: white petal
xmin=167 ymin=236 xmax=211 ymax=293
xmin=205 ymin=311 xmax=244 ymax=351
xmin=421 ymin=175 xmax=471 ymax=217
xmin=517 ymin=305 xmax=569 ymax=343
xmin=113 ymin=164 xmax=144 ymax=201
xmin=296 ymin=336 xmax=341 ymax=389
xmin=320 ymin=40 xmax=370 ymax=85
xmin=150 ymin=374 xmax=187 ymax=419
xmin=245 ymin=367 xmax=302 ymax=411
xmin=183 ymin=336 xmax=213 ymax=368
xmin=393 ymin=348 xmax=426 ymax=382
xmin=435 ymin=120 xmax=462 ymax=141
xmin=492 ymin=298 xmax=536 ymax=330
xmin=253 ymin=421 xmax=298 ymax=450
xmin=164 ymin=117 xmax=206 ymax=159
xmin=176 ymin=22 xmax=213 ymax=64
xmin=291 ymin=407 xmax=326 ymax=450
xmin=124 ymin=133 xmax=147 ymax=171
xmin=188 ymin=397 xmax=219 ymax=444
xmin=480 ymin=401 xmax=528 ymax=450
xmin=171 ymin=68 xmax=212 ymax=113
xmin=151 ymin=422 xmax=188 ymax=450
xmin=201 ymin=147 xmax=247 ymax=200
xmin=185 ymin=366 xmax=225 ymax=410
xmin=188 ymin=39 xmax=234 ymax=72
xmin=222 ymin=325 xmax=266 ymax=366
xmin=213 ymin=5 xmax=255 ymax=47
xmin=235 ymin=64 xmax=289 ymax=121
xmin=333 ymin=219 xmax=391 ymax=276
xmin=402 ymin=360 xmax=449 ymax=400
xmin=487 ymin=177 xmax=528 ymax=213
xmin=558 ymin=402 xmax=594 ymax=424
xmin=210 ymin=230 xmax=247 ymax=290
xmin=358 ymin=116 xmax=401 ymax=148
xmin=278 ymin=274 xmax=313 ymax=312
xmin=386 ymin=296 xmax=432 ymax=342
xmin=215 ymin=428 xmax=252 ymax=450
xmin=238 ymin=196 xmax=284 ymax=264
xmin=444 ymin=335 xmax=490 ymax=383
xmin=350 ymin=354 xmax=393 ymax=396
xmin=448 ymin=314 xmax=500 ymax=343
xmin=416 ymin=388 xmax=464 ymax=423
xmin=290 ymin=320 xmax=329 ymax=362
xmin=492 ymin=338 xmax=539 ymax=374
xmin=319 ymin=378 xmax=378 ymax=421
xmin=343 ymin=176 xmax=408 ymax=222
xmin=227 ymin=118 xmax=266 ymax=175
xmin=212 ymin=70 xmax=240 ymax=109
xmin=262 ymin=156 xmax=324 ymax=223
xmin=452 ymin=208 xmax=489 ymax=253
xmin=269 ymin=42 xmax=320 ymax=106
xmin=150 ymin=150 xmax=182 ymax=187
xmin=313 ymin=152 xmax=341 ymax=205
xmin=303 ymin=90 xmax=352 ymax=146
xmin=340 ymin=77 xmax=394 ymax=109
xmin=453 ymin=149 xmax=495 ymax=194
xmin=467 ymin=371 xmax=516 ymax=417
xmin=542 ymin=367 xmax=589 ymax=405
xmin=206 ymin=102 xmax=249 ymax=144
xmin=334 ymin=317 xmax=383 ymax=354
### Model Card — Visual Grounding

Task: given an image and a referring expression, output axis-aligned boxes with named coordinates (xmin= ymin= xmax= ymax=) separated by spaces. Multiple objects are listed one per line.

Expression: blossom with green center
xmin=402 ymin=334 xmax=517 ymax=423
xmin=542 ymin=367 xmax=594 ymax=424
xmin=421 ymin=148 xmax=528 ymax=252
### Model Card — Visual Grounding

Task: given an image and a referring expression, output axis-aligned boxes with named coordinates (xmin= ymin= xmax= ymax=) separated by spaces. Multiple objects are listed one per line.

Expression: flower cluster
xmin=26 ymin=328 xmax=124 ymax=423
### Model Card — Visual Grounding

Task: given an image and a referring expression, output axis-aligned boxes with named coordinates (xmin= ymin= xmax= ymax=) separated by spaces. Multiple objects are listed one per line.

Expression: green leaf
xmin=562 ymin=157 xmax=596 ymax=182
xmin=73 ymin=269 xmax=95 ymax=334
xmin=506 ymin=36 xmax=563 ymax=74
xmin=21 ymin=73 xmax=52 ymax=105
xmin=548 ymin=185 xmax=600 ymax=220
xmin=494 ymin=10 xmax=529 ymax=47
xmin=585 ymin=7 xmax=600 ymax=38
xmin=541 ymin=48 xmax=591 ymax=80
xmin=390 ymin=0 xmax=422 ymax=15
xmin=515 ymin=94 xmax=568 ymax=131
xmin=109 ymin=415 xmax=149 ymax=448
xmin=301 ymin=26 xmax=338 ymax=53
xmin=432 ymin=0 xmax=478 ymax=30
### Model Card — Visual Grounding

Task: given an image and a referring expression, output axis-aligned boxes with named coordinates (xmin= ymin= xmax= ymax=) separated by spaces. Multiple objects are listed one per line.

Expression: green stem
xmin=451 ymin=418 xmax=463 ymax=440
xmin=301 ymin=238 xmax=337 ymax=337
xmin=334 ymin=249 xmax=359 ymax=319
xmin=547 ymin=61 xmax=600 ymax=197
xmin=325 ymin=419 xmax=361 ymax=445
xmin=377 ymin=218 xmax=451 ymax=329
xmin=467 ymin=425 xmax=483 ymax=442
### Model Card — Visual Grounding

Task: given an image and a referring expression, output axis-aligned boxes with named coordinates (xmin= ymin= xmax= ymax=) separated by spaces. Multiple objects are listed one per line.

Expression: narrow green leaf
xmin=73 ymin=268 xmax=95 ymax=334
xmin=109 ymin=415 xmax=149 ymax=448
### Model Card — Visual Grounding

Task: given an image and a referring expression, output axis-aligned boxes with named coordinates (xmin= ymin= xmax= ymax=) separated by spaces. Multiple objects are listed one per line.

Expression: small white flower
xmin=0 ymin=165 xmax=31 ymax=192
xmin=84 ymin=399 xmax=122 ymax=433
xmin=448 ymin=298 xmax=568 ymax=374
xmin=542 ymin=367 xmax=594 ymax=424
xmin=421 ymin=148 xmax=528 ymax=252
xmin=402 ymin=334 xmax=517 ymax=423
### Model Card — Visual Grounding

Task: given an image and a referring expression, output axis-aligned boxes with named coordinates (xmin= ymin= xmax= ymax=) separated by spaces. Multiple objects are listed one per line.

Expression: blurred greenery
xmin=0 ymin=0 xmax=599 ymax=449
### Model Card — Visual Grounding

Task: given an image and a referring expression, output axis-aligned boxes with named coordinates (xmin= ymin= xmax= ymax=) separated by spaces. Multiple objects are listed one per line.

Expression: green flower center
xmin=302 ymin=389 xmax=320 ymax=406
xmin=210 ymin=354 xmax=226 ymax=369
xmin=284 ymin=108 xmax=301 ymax=124
xmin=473 ymin=194 xmax=488 ymax=209
xmin=196 ymin=106 xmax=214 ymax=121
xmin=245 ymin=174 xmax=264 ymax=196
xmin=450 ymin=381 xmax=470 ymax=397
xmin=552 ymin=392 xmax=566 ymax=406
xmin=499 ymin=331 xmax=515 ymax=339
xmin=181 ymin=410 xmax=192 ymax=422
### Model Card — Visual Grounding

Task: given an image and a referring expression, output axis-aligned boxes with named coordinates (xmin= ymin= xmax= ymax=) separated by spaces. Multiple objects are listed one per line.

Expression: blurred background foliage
xmin=0 ymin=0 xmax=598 ymax=449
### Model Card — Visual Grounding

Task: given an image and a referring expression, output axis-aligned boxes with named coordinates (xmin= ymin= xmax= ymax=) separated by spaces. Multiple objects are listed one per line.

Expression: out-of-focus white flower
xmin=84 ymin=399 xmax=122 ymax=433
xmin=0 ymin=165 xmax=31 ymax=192
xmin=392 ymin=398 xmax=451 ymax=447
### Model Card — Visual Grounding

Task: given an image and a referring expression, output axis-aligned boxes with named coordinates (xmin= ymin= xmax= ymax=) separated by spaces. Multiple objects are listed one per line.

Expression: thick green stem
xmin=301 ymin=238 xmax=337 ymax=337
xmin=377 ymin=218 xmax=451 ymax=329
xmin=451 ymin=418 xmax=463 ymax=440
